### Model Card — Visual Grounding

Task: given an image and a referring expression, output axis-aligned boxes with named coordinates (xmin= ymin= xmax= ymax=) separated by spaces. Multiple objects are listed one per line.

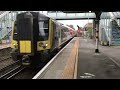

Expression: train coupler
xmin=22 ymin=55 xmax=31 ymax=65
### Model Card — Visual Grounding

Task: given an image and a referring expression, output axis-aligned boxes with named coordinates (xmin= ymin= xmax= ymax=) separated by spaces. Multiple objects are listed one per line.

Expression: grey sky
xmin=57 ymin=20 xmax=93 ymax=30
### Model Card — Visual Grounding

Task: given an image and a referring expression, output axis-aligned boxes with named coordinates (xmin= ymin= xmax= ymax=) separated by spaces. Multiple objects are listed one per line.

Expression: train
xmin=10 ymin=12 xmax=76 ymax=66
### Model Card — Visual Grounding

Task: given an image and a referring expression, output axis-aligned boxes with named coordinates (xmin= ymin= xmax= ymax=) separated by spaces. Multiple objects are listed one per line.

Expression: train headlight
xmin=13 ymin=43 xmax=17 ymax=48
xmin=45 ymin=43 xmax=48 ymax=46
xmin=13 ymin=43 xmax=16 ymax=46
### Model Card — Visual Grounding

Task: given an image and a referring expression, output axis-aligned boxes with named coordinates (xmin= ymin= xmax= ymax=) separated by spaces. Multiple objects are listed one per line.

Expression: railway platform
xmin=33 ymin=37 xmax=120 ymax=79
xmin=0 ymin=44 xmax=10 ymax=50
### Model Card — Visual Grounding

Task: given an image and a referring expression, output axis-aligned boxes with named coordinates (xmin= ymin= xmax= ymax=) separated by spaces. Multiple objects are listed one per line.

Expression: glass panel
xmin=38 ymin=20 xmax=49 ymax=41
xmin=13 ymin=21 xmax=17 ymax=40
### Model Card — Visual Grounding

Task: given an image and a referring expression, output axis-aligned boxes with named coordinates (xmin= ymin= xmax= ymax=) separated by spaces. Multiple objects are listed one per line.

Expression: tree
xmin=87 ymin=27 xmax=92 ymax=33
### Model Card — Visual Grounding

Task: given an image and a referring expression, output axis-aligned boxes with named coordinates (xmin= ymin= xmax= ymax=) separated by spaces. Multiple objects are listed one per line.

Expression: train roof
xmin=16 ymin=12 xmax=75 ymax=30
xmin=61 ymin=24 xmax=75 ymax=30
xmin=17 ymin=11 xmax=51 ymax=19
xmin=38 ymin=12 xmax=64 ymax=26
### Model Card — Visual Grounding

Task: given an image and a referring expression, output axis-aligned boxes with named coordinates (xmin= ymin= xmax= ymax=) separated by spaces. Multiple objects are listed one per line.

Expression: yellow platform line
xmin=113 ymin=46 xmax=120 ymax=48
xmin=61 ymin=37 xmax=79 ymax=79
xmin=73 ymin=38 xmax=79 ymax=79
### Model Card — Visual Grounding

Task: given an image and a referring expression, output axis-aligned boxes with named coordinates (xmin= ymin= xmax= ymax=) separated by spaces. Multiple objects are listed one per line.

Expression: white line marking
xmin=84 ymin=73 xmax=95 ymax=76
xmin=109 ymin=57 xmax=120 ymax=67
xmin=100 ymin=52 xmax=120 ymax=68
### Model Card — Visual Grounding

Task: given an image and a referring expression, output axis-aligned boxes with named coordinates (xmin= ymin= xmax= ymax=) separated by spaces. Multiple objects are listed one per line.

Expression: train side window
xmin=13 ymin=22 xmax=17 ymax=40
xmin=38 ymin=20 xmax=49 ymax=40
xmin=53 ymin=22 xmax=57 ymax=39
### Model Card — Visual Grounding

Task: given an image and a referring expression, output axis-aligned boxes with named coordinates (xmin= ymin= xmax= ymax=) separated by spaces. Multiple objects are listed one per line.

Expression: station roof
xmin=0 ymin=11 xmax=10 ymax=19
xmin=0 ymin=11 xmax=6 ymax=15
xmin=62 ymin=11 xmax=102 ymax=20
xmin=62 ymin=11 xmax=120 ymax=19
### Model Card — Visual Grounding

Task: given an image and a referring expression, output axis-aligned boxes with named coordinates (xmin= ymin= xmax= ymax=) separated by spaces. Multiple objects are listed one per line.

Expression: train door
xmin=61 ymin=26 xmax=67 ymax=42
xmin=58 ymin=25 xmax=61 ymax=46
xmin=11 ymin=21 xmax=18 ymax=49
xmin=30 ymin=12 xmax=39 ymax=53
xmin=52 ymin=21 xmax=59 ymax=49
xmin=55 ymin=23 xmax=60 ymax=47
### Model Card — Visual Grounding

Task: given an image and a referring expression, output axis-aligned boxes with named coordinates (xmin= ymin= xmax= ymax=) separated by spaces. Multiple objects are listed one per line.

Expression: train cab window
xmin=38 ymin=19 xmax=49 ymax=41
xmin=13 ymin=21 xmax=17 ymax=40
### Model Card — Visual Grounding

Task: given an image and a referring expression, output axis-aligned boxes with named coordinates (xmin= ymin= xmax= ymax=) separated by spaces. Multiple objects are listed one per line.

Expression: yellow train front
xmin=11 ymin=12 xmax=76 ymax=66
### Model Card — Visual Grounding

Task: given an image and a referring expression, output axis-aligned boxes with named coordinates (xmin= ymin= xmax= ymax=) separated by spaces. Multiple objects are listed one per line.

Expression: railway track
xmin=0 ymin=60 xmax=23 ymax=79
xmin=0 ymin=47 xmax=13 ymax=70
xmin=0 ymin=56 xmax=12 ymax=62
xmin=0 ymin=65 xmax=25 ymax=79
xmin=0 ymin=47 xmax=28 ymax=79
xmin=11 ymin=39 xmax=73 ymax=79
xmin=0 ymin=57 xmax=19 ymax=71
xmin=0 ymin=38 xmax=74 ymax=79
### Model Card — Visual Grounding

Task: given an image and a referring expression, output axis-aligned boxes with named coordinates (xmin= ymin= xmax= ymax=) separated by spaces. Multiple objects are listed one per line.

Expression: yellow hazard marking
xmin=61 ymin=37 xmax=79 ymax=79
xmin=113 ymin=46 xmax=120 ymax=48
xmin=20 ymin=41 xmax=31 ymax=53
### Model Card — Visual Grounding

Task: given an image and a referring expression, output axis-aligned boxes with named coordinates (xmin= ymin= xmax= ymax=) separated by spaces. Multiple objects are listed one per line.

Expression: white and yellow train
xmin=11 ymin=12 xmax=76 ymax=66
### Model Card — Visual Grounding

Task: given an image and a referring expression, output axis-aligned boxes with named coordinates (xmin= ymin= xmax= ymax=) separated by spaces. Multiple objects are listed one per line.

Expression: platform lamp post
xmin=95 ymin=19 xmax=100 ymax=53
xmin=94 ymin=11 xmax=102 ymax=53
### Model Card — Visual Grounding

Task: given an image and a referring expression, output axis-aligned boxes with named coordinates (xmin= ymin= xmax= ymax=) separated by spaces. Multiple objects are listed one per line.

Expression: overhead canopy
xmin=47 ymin=12 xmax=96 ymax=20
xmin=112 ymin=12 xmax=120 ymax=18
xmin=62 ymin=11 xmax=93 ymax=13
xmin=62 ymin=11 xmax=102 ymax=20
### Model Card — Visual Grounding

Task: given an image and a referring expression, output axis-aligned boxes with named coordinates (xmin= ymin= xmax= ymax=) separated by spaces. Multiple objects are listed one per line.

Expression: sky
xmin=57 ymin=20 xmax=93 ymax=30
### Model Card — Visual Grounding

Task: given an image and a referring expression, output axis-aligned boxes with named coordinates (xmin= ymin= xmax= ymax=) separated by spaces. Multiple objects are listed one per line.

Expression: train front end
xmin=11 ymin=12 xmax=36 ymax=66
xmin=11 ymin=12 xmax=52 ymax=66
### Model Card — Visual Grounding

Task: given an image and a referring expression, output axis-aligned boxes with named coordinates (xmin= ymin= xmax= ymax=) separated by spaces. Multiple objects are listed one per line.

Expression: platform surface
xmin=0 ymin=44 xmax=10 ymax=50
xmin=34 ymin=37 xmax=79 ymax=79
xmin=77 ymin=38 xmax=120 ymax=79
xmin=34 ymin=37 xmax=120 ymax=79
